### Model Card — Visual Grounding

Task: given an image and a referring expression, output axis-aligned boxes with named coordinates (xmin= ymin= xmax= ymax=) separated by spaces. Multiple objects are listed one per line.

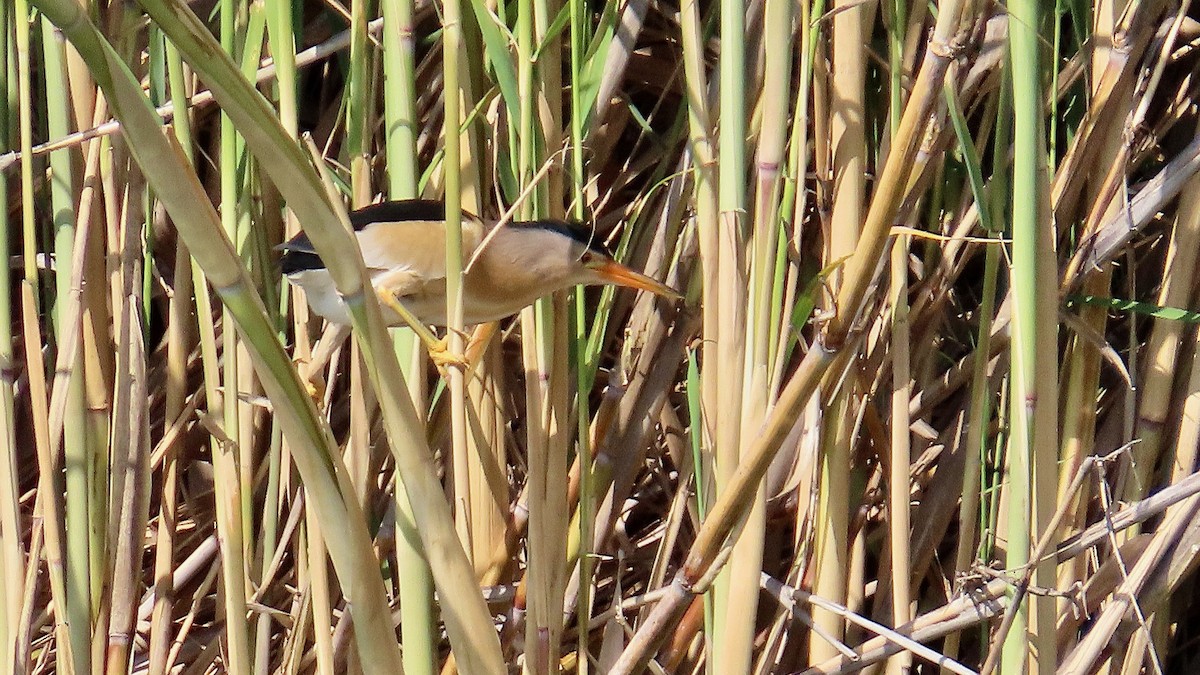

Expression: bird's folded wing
xmin=355 ymin=215 xmax=485 ymax=282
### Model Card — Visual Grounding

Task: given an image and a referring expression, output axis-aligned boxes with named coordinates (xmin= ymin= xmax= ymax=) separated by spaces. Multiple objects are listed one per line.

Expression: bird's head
xmin=488 ymin=222 xmax=681 ymax=301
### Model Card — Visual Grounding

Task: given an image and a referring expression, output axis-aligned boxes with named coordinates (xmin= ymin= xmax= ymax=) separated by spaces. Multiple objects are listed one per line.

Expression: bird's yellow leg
xmin=295 ymin=323 xmax=350 ymax=407
xmin=374 ymin=288 xmax=468 ymax=370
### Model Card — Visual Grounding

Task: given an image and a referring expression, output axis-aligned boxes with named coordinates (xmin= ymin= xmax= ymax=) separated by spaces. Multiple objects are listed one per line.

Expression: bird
xmin=278 ymin=199 xmax=680 ymax=367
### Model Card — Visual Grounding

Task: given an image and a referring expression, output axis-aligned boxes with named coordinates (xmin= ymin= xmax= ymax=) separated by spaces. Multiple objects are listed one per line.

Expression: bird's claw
xmin=293 ymin=355 xmax=328 ymax=408
xmin=427 ymin=336 xmax=469 ymax=371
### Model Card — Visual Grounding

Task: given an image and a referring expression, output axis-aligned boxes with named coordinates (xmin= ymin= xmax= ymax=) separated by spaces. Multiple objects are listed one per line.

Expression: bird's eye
xmin=580 ymin=251 xmax=594 ymax=264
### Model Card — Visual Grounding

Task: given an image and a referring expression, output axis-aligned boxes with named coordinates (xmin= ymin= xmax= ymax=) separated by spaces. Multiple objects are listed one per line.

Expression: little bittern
xmin=278 ymin=199 xmax=679 ymax=364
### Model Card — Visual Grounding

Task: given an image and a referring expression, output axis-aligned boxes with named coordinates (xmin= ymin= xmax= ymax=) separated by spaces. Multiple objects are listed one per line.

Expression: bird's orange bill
xmin=589 ymin=259 xmax=682 ymax=299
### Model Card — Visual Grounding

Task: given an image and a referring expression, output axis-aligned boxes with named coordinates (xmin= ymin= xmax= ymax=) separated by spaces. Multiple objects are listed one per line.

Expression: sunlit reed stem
xmin=41 ymin=16 xmax=93 ymax=674
xmin=215 ymin=0 xmax=253 ymax=669
xmin=1003 ymin=0 xmax=1057 ymax=671
xmin=884 ymin=2 xmax=911 ymax=671
xmin=0 ymin=5 xmax=24 ymax=664
xmin=0 ymin=3 xmax=18 ymax=663
xmin=379 ymin=0 xmax=437 ymax=670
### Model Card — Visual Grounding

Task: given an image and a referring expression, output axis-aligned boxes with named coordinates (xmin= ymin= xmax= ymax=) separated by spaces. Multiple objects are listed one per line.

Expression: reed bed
xmin=10 ymin=0 xmax=1200 ymax=673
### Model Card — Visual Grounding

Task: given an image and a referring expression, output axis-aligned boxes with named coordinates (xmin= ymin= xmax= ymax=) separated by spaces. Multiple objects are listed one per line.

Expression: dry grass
xmin=10 ymin=0 xmax=1200 ymax=673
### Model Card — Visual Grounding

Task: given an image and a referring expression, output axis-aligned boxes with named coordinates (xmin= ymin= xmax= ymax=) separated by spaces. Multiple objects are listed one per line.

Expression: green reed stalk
xmin=942 ymin=74 xmax=1004 ymax=663
xmin=780 ymin=0 xmax=823 ymax=255
xmin=43 ymin=17 xmax=92 ymax=674
xmin=341 ymin=5 xmax=377 ymax=670
xmin=379 ymin=0 xmax=436 ymax=670
xmin=711 ymin=0 xmax=749 ymax=666
xmin=261 ymin=2 xmax=304 ymax=667
xmin=1003 ymin=0 xmax=1057 ymax=671
xmin=261 ymin=4 xmax=301 ymax=670
xmin=678 ymin=0 xmax=717 ymax=658
xmin=532 ymin=0 xmax=571 ymax=668
xmin=17 ymin=9 xmax=74 ymax=672
xmin=569 ymin=0 xmax=595 ymax=667
xmin=348 ymin=0 xmax=369 ymax=204
xmin=215 ymin=0 xmax=254 ymax=670
xmin=0 ymin=3 xmax=21 ymax=664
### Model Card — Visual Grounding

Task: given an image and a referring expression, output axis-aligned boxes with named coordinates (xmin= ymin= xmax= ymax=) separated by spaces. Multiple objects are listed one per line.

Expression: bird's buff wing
xmin=354 ymin=214 xmax=486 ymax=289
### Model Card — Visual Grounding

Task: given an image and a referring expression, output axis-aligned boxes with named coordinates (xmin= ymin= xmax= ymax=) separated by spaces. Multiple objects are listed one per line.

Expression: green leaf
xmin=1066 ymin=295 xmax=1200 ymax=323
xmin=467 ymin=0 xmax=520 ymax=124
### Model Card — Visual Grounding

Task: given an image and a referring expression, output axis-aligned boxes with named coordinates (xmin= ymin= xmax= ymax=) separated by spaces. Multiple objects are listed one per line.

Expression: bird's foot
xmin=375 ymin=287 xmax=474 ymax=373
xmin=425 ymin=335 xmax=470 ymax=372
xmin=291 ymin=355 xmax=328 ymax=408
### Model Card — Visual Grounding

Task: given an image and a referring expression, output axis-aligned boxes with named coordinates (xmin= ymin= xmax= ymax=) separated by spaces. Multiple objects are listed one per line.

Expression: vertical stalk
xmin=442 ymin=0 xmax=471 ymax=589
xmin=43 ymin=16 xmax=92 ymax=675
xmin=380 ymin=0 xmax=436 ymax=669
xmin=1003 ymin=1 xmax=1057 ymax=671
xmin=215 ymin=0 xmax=252 ymax=670
xmin=347 ymin=0 xmax=370 ymax=205
xmin=528 ymin=0 xmax=570 ymax=668
xmin=885 ymin=2 xmax=910 ymax=671
xmin=711 ymin=0 xmax=749 ymax=666
xmin=679 ymin=0 xmax=717 ymax=658
xmin=149 ymin=41 xmax=194 ymax=675
xmin=17 ymin=6 xmax=72 ymax=671
xmin=261 ymin=4 xmax=301 ymax=670
xmin=943 ymin=72 xmax=1006 ymax=664
xmin=811 ymin=0 xmax=866 ymax=663
xmin=0 ymin=2 xmax=23 ymax=667
xmin=886 ymin=240 xmax=912 ymax=662
xmin=569 ymin=0 xmax=594 ymax=667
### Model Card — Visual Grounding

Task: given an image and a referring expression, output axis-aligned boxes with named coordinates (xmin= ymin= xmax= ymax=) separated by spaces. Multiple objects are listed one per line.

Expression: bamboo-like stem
xmin=257 ymin=3 xmax=296 ymax=673
xmin=527 ymin=0 xmax=570 ymax=667
xmin=379 ymin=0 xmax=436 ymax=669
xmin=0 ymin=2 xmax=19 ymax=663
xmin=305 ymin=506 xmax=336 ymax=675
xmin=884 ymin=4 xmax=911 ymax=671
xmin=17 ymin=6 xmax=74 ymax=671
xmin=681 ymin=0 xmax=715 ymax=658
xmin=886 ymin=237 xmax=912 ymax=660
xmin=382 ymin=0 xmax=418 ymax=197
xmin=213 ymin=1 xmax=254 ymax=670
xmin=810 ymin=0 xmax=867 ymax=662
xmin=347 ymin=0 xmax=370 ymax=205
xmin=679 ymin=0 xmax=718 ymax=639
xmin=568 ymin=0 xmax=595 ymax=668
xmin=42 ymin=16 xmax=92 ymax=675
xmin=711 ymin=0 xmax=749 ymax=665
xmin=1002 ymin=1 xmax=1058 ymax=671
xmin=442 ymin=0 xmax=473 ymax=586
xmin=341 ymin=12 xmax=374 ymax=672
